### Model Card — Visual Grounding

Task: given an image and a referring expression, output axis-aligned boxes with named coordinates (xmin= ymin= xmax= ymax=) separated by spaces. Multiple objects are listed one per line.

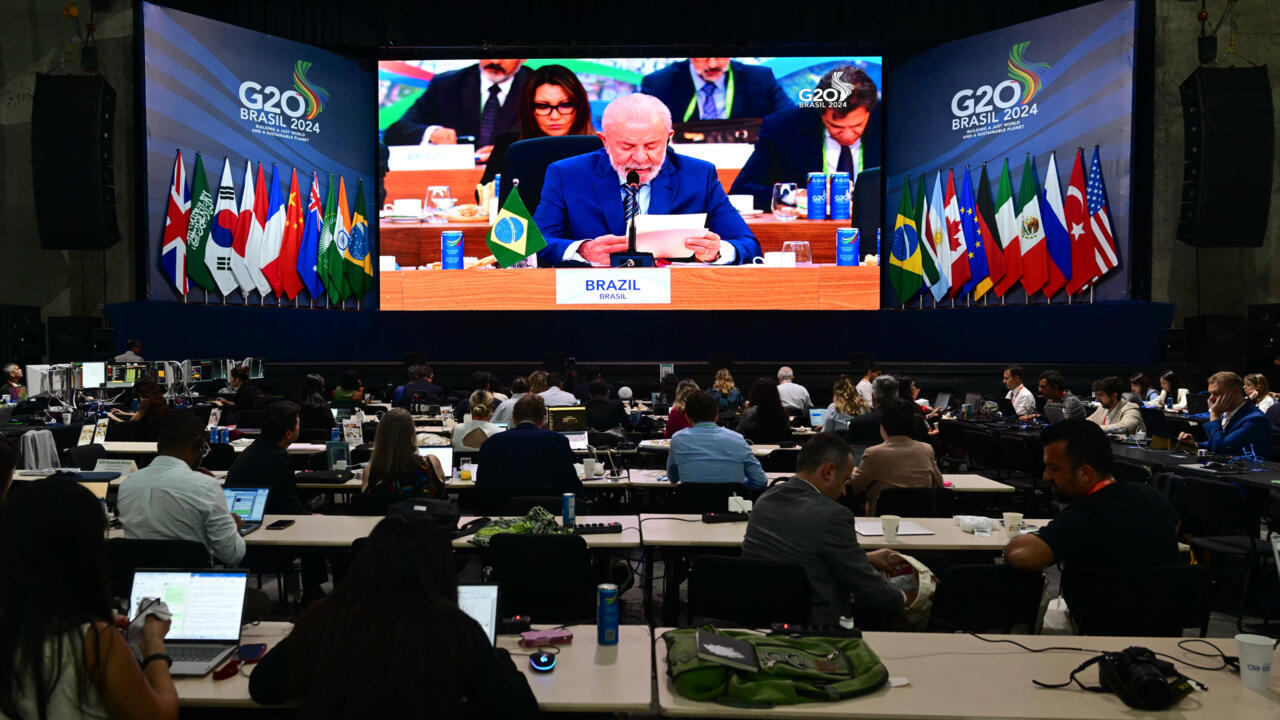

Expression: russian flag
xmin=1040 ymin=152 xmax=1072 ymax=297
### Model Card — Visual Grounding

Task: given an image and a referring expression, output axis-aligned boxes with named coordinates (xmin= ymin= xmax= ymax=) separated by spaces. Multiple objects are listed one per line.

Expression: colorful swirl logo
xmin=293 ymin=60 xmax=330 ymax=120
xmin=1007 ymin=42 xmax=1051 ymax=105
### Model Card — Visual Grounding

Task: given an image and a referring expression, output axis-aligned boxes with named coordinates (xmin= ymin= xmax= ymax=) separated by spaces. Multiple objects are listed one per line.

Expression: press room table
xmin=654 ymin=630 xmax=1277 ymax=718
xmin=451 ymin=515 xmax=642 ymax=550
xmin=176 ymin=622 xmax=654 ymax=713
xmin=638 ymin=514 xmax=1044 ymax=550
xmin=625 ymin=470 xmax=1014 ymax=494
xmin=100 ymin=441 xmax=327 ymax=456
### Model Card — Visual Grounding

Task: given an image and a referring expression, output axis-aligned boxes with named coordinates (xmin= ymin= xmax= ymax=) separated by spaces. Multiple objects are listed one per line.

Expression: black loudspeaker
xmin=90 ymin=328 xmax=115 ymax=361
xmin=1184 ymin=314 xmax=1245 ymax=371
xmin=31 ymin=74 xmax=119 ymax=250
xmin=1177 ymin=66 xmax=1273 ymax=247
xmin=0 ymin=306 xmax=45 ymax=365
xmin=47 ymin=316 xmax=104 ymax=363
xmin=1161 ymin=328 xmax=1188 ymax=364
xmin=1246 ymin=304 xmax=1280 ymax=370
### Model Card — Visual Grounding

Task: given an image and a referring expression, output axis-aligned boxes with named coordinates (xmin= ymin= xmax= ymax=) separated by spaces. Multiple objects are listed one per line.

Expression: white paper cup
xmin=728 ymin=194 xmax=755 ymax=213
xmin=1236 ymin=633 xmax=1276 ymax=691
xmin=391 ymin=198 xmax=422 ymax=216
xmin=1003 ymin=512 xmax=1024 ymax=537
xmin=583 ymin=459 xmax=600 ymax=477
xmin=881 ymin=515 xmax=901 ymax=543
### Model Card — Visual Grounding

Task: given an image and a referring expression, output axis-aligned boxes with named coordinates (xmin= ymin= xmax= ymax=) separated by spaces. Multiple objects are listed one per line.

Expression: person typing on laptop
xmin=118 ymin=411 xmax=246 ymax=566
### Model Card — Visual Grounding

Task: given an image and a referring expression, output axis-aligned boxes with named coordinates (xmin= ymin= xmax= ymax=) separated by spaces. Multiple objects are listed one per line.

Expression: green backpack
xmin=662 ymin=628 xmax=889 ymax=707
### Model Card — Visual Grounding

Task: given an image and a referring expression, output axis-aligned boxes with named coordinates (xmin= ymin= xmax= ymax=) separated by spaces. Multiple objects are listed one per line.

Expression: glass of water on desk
xmin=771 ymin=183 xmax=799 ymax=221
xmin=425 ymin=186 xmax=455 ymax=223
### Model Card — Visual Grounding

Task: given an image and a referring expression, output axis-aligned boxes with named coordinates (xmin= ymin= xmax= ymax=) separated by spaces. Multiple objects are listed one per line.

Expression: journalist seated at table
xmin=743 ymin=433 xmax=909 ymax=628
xmin=667 ymin=390 xmax=767 ymax=491
xmin=225 ymin=402 xmax=309 ymax=515
xmin=532 ymin=92 xmax=762 ymax=267
xmin=845 ymin=375 xmax=928 ymax=444
xmin=475 ymin=394 xmax=582 ymax=499
xmin=585 ymin=379 xmax=631 ymax=433
xmin=360 ymin=408 xmax=447 ymax=513
xmin=452 ymin=389 xmax=505 ymax=450
xmin=1023 ymin=369 xmax=1085 ymax=423
xmin=1086 ymin=376 xmax=1145 ymax=436
xmin=1177 ymin=371 xmax=1274 ymax=456
xmin=846 ymin=400 xmax=943 ymax=514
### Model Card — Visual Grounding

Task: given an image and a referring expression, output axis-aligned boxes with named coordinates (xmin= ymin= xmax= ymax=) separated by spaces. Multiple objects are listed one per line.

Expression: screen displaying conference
xmin=376 ymin=56 xmax=886 ymax=311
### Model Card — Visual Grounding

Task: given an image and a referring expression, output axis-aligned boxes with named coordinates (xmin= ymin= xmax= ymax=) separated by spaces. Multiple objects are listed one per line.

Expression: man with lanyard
xmin=640 ymin=57 xmax=792 ymax=124
xmin=1004 ymin=418 xmax=1179 ymax=614
xmin=1002 ymin=365 xmax=1037 ymax=417
xmin=730 ymin=65 xmax=882 ymax=213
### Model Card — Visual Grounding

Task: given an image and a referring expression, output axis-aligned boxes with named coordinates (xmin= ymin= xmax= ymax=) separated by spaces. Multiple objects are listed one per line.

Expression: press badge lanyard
xmin=683 ymin=68 xmax=735 ymax=122
xmin=1087 ymin=478 xmax=1116 ymax=496
xmin=822 ymin=136 xmax=864 ymax=176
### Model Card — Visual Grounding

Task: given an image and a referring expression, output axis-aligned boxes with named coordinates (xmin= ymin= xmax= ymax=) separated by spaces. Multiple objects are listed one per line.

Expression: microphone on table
xmin=610 ymin=170 xmax=655 ymax=268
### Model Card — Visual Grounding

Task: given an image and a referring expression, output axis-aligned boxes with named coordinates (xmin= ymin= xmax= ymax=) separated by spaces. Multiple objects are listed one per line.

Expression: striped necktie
xmin=699 ymin=82 xmax=719 ymax=120
xmin=478 ymin=84 xmax=501 ymax=147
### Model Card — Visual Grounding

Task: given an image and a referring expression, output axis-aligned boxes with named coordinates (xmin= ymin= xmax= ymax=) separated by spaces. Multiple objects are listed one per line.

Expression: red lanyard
xmin=1087 ymin=478 xmax=1116 ymax=496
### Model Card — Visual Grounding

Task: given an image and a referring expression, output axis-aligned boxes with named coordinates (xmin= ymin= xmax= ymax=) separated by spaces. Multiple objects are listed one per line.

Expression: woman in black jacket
xmin=249 ymin=514 xmax=537 ymax=718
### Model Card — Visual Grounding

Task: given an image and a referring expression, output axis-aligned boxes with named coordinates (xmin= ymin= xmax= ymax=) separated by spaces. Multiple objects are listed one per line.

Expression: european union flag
xmin=958 ymin=166 xmax=990 ymax=298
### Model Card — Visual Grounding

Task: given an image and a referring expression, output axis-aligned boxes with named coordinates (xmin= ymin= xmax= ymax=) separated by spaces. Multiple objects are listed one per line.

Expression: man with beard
xmin=532 ymin=93 xmax=761 ymax=267
xmin=382 ymin=59 xmax=532 ymax=159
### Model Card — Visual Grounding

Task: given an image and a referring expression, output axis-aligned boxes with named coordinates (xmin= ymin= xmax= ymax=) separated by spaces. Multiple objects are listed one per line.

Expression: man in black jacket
xmin=584 ymin=380 xmax=631 ymax=432
xmin=382 ymin=60 xmax=531 ymax=151
xmin=845 ymin=375 xmax=927 ymax=444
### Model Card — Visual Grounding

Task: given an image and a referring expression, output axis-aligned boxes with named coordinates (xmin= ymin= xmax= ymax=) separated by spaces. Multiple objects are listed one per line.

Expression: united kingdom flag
xmin=160 ymin=151 xmax=190 ymax=296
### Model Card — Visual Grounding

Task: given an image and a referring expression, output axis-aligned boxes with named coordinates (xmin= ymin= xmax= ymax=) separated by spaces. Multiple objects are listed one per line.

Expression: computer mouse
xmin=529 ymin=651 xmax=556 ymax=673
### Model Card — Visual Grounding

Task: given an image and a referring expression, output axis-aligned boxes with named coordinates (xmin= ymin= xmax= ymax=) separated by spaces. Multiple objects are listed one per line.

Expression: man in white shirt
xmin=538 ymin=372 xmax=579 ymax=408
xmin=1002 ymin=365 xmax=1037 ymax=416
xmin=776 ymin=366 xmax=812 ymax=413
xmin=114 ymin=339 xmax=144 ymax=362
xmin=118 ymin=412 xmax=245 ymax=565
xmin=855 ymin=362 xmax=881 ymax=407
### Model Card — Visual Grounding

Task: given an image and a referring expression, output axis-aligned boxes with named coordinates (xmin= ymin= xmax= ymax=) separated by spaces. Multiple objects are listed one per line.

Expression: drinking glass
xmin=781 ymin=241 xmax=813 ymax=266
xmin=424 ymin=186 xmax=455 ymax=223
xmin=771 ymin=183 xmax=799 ymax=221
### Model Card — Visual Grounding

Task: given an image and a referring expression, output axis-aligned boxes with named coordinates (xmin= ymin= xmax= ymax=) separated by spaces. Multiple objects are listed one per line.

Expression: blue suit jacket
xmin=730 ymin=105 xmax=883 ymax=212
xmin=475 ymin=422 xmax=583 ymax=494
xmin=1199 ymin=402 xmax=1274 ymax=457
xmin=533 ymin=149 xmax=761 ymax=266
xmin=640 ymin=60 xmax=794 ymax=122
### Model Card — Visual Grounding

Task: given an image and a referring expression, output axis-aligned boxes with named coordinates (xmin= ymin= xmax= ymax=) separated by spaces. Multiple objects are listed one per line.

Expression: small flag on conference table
xmin=993 ymin=159 xmax=1022 ymax=297
xmin=297 ymin=171 xmax=326 ymax=300
xmin=184 ymin=153 xmax=218 ymax=293
xmin=161 ymin=150 xmax=190 ymax=296
xmin=259 ymin=164 xmax=287 ymax=296
xmin=344 ymin=179 xmax=374 ymax=299
xmin=887 ymin=176 xmax=922 ymax=305
xmin=486 ymin=185 xmax=547 ymax=267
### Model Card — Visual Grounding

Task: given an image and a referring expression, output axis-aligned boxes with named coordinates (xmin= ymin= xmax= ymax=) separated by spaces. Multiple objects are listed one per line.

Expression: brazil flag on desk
xmin=486 ymin=187 xmax=546 ymax=267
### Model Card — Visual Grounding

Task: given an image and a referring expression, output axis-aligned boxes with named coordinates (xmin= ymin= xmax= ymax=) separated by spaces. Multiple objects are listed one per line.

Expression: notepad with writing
xmin=855 ymin=521 xmax=935 ymax=536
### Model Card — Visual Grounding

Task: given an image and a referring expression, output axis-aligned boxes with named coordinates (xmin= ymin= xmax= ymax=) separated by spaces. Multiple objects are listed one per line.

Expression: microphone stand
xmin=610 ymin=171 xmax=655 ymax=267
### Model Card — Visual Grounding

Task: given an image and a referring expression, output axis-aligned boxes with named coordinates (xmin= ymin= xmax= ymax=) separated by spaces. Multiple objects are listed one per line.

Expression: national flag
xmin=160 ymin=151 xmax=190 ymax=296
xmin=297 ymin=171 xmax=325 ymax=299
xmin=915 ymin=174 xmax=940 ymax=299
xmin=485 ymin=185 xmax=548 ymax=267
xmin=1016 ymin=155 xmax=1048 ymax=296
xmin=319 ymin=174 xmax=348 ymax=304
xmin=229 ymin=161 xmax=258 ymax=294
xmin=887 ymin=177 xmax=923 ymax=305
xmin=343 ymin=179 xmax=374 ymax=299
xmin=1040 ymin=151 xmax=1072 ymax=297
xmin=975 ymin=163 xmax=1005 ymax=297
xmin=1087 ymin=147 xmax=1119 ymax=281
xmin=926 ymin=172 xmax=950 ymax=302
xmin=958 ymin=167 xmax=990 ymax=299
xmin=206 ymin=158 xmax=240 ymax=295
xmin=992 ymin=159 xmax=1022 ymax=296
xmin=246 ymin=163 xmax=273 ymax=296
xmin=943 ymin=169 xmax=970 ymax=296
xmin=184 ymin=153 xmax=218 ymax=293
xmin=1064 ymin=148 xmax=1097 ymax=295
xmin=335 ymin=176 xmax=355 ymax=301
xmin=259 ymin=164 xmax=287 ymax=296
xmin=278 ymin=169 xmax=305 ymax=300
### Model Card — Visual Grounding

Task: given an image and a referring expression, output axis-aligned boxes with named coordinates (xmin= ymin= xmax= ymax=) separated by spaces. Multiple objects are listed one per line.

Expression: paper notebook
xmin=855 ymin=521 xmax=935 ymax=537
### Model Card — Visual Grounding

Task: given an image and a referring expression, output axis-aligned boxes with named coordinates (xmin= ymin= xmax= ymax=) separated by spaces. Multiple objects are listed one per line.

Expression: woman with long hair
xmin=296 ymin=373 xmax=336 ymax=438
xmin=107 ymin=377 xmax=169 ymax=424
xmin=0 ymin=476 xmax=179 ymax=720
xmin=360 ymin=408 xmax=445 ymax=504
xmin=481 ymin=64 xmax=596 ymax=186
xmin=822 ymin=375 xmax=869 ymax=433
xmin=1129 ymin=372 xmax=1158 ymax=403
xmin=664 ymin=379 xmax=700 ymax=438
xmin=249 ymin=515 xmax=537 ymax=717
xmin=1244 ymin=373 xmax=1275 ymax=414
xmin=737 ymin=378 xmax=793 ymax=444
xmin=709 ymin=368 xmax=743 ymax=413
xmin=1153 ymin=370 xmax=1189 ymax=410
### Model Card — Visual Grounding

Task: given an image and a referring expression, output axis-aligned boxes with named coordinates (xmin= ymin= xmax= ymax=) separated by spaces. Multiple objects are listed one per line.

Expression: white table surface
xmin=639 ymin=514 xmax=1047 ymax=550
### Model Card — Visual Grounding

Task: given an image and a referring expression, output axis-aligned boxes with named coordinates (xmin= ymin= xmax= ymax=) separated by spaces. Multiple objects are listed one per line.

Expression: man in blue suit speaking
xmin=533 ymin=93 xmax=762 ymax=267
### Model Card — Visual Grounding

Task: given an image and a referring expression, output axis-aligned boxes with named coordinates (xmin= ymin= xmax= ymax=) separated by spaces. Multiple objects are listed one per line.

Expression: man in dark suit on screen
xmin=731 ymin=65 xmax=882 ymax=212
xmin=476 ymin=394 xmax=583 ymax=510
xmin=640 ymin=57 xmax=793 ymax=123
xmin=382 ymin=59 xmax=533 ymax=156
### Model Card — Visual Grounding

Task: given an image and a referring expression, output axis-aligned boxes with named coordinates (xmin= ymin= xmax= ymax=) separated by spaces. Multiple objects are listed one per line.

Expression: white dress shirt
xmin=855 ymin=378 xmax=874 ymax=407
xmin=452 ymin=418 xmax=504 ymax=450
xmin=777 ymin=382 xmax=813 ymax=412
xmin=539 ymin=387 xmax=580 ymax=408
xmin=118 ymin=455 xmax=245 ymax=565
xmin=823 ymin=133 xmax=863 ymax=179
xmin=1006 ymin=384 xmax=1037 ymax=416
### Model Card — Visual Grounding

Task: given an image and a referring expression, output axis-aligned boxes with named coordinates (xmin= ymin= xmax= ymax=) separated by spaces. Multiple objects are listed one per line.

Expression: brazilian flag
xmin=485 ymin=187 xmax=546 ymax=267
xmin=887 ymin=177 xmax=923 ymax=306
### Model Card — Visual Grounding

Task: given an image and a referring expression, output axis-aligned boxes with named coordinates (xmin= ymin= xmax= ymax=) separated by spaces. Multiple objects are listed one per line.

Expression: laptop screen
xmin=129 ymin=571 xmax=248 ymax=642
xmin=417 ymin=446 xmax=454 ymax=471
xmin=934 ymin=393 xmax=951 ymax=411
xmin=560 ymin=431 xmax=588 ymax=451
xmin=224 ymin=488 xmax=269 ymax=523
xmin=808 ymin=408 xmax=825 ymax=427
xmin=457 ymin=585 xmax=499 ymax=645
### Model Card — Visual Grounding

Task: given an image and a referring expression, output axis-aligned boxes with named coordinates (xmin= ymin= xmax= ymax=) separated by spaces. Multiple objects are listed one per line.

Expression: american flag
xmin=1087 ymin=147 xmax=1119 ymax=279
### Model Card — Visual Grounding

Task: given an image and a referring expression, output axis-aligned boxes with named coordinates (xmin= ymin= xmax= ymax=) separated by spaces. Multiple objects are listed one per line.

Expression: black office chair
xmin=107 ymin=538 xmax=210 ymax=599
xmin=875 ymin=487 xmax=957 ymax=518
xmin=1182 ymin=477 xmax=1269 ymax=631
xmin=928 ymin=564 xmax=1044 ymax=633
xmin=500 ymin=135 xmax=604 ymax=217
xmin=688 ymin=556 xmax=810 ymax=628
xmin=476 ymin=485 xmax=558 ymax=516
xmin=64 ymin=443 xmax=107 ymax=470
xmin=759 ymin=449 xmax=799 ymax=473
xmin=1069 ymin=564 xmax=1213 ymax=637
xmin=671 ymin=482 xmax=756 ymax=513
xmin=962 ymin=429 xmax=1003 ymax=476
xmin=487 ymin=533 xmax=595 ymax=624
xmin=202 ymin=443 xmax=237 ymax=471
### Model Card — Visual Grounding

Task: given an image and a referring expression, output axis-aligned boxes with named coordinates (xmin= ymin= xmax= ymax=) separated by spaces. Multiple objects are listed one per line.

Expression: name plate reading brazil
xmin=555 ymin=268 xmax=671 ymax=305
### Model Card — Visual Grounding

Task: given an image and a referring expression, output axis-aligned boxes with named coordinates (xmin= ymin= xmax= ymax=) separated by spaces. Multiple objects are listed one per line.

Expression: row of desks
xmin=176 ymin=622 xmax=1277 ymax=715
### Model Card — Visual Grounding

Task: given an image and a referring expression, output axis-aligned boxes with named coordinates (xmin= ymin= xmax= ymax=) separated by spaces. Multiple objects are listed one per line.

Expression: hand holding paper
xmin=634 ymin=213 xmax=708 ymax=260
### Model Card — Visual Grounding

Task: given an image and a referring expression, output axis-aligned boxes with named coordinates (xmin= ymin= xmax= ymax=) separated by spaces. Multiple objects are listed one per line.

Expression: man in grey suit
xmin=743 ymin=432 xmax=907 ymax=627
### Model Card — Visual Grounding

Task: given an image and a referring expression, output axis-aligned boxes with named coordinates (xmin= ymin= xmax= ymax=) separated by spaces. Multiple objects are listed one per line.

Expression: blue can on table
xmin=219 ymin=427 xmax=230 ymax=444
xmin=442 ymin=231 xmax=464 ymax=269
xmin=210 ymin=427 xmax=219 ymax=443
xmin=597 ymin=583 xmax=619 ymax=645
xmin=806 ymin=172 xmax=827 ymax=220
xmin=829 ymin=172 xmax=851 ymax=220
xmin=331 ymin=427 xmax=340 ymax=442
xmin=562 ymin=492 xmax=576 ymax=528
xmin=836 ymin=227 xmax=860 ymax=266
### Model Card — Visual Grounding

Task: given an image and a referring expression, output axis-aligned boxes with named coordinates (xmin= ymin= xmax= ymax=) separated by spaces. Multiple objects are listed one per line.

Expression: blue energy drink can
xmin=829 ymin=172 xmax=851 ymax=220
xmin=210 ymin=427 xmax=219 ymax=443
xmin=836 ymin=227 xmax=860 ymax=266
xmin=331 ymin=427 xmax=340 ymax=442
xmin=441 ymin=231 xmax=464 ymax=269
xmin=597 ymin=583 xmax=619 ymax=645
xmin=219 ymin=427 xmax=230 ymax=444
xmin=562 ymin=492 xmax=576 ymax=528
xmin=806 ymin=172 xmax=827 ymax=220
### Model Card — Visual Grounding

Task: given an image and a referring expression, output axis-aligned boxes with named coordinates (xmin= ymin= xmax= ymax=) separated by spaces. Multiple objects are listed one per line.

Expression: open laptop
xmin=1043 ymin=403 xmax=1067 ymax=424
xmin=560 ymin=430 xmax=589 ymax=451
xmin=548 ymin=406 xmax=588 ymax=432
xmin=457 ymin=584 xmax=500 ymax=645
xmin=933 ymin=393 xmax=951 ymax=412
xmin=223 ymin=487 xmax=269 ymax=536
xmin=808 ymin=408 xmax=826 ymax=427
xmin=417 ymin=446 xmax=454 ymax=473
xmin=128 ymin=570 xmax=248 ymax=676
xmin=996 ymin=398 xmax=1017 ymax=417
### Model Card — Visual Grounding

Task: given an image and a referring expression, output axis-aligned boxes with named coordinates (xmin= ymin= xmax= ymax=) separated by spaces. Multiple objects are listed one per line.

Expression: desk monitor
xmin=561 ymin=431 xmax=588 ymax=451
xmin=457 ymin=585 xmax=499 ymax=645
xmin=77 ymin=362 xmax=106 ymax=389
xmin=963 ymin=393 xmax=983 ymax=409
xmin=223 ymin=488 xmax=270 ymax=523
xmin=548 ymin=406 xmax=588 ymax=432
xmin=25 ymin=365 xmax=52 ymax=397
xmin=808 ymin=408 xmax=825 ymax=427
xmin=417 ymin=446 xmax=454 ymax=471
xmin=996 ymin=398 xmax=1017 ymax=417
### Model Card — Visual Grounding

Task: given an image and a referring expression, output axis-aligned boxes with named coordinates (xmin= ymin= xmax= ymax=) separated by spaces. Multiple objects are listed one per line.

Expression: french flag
xmin=259 ymin=164 xmax=287 ymax=296
xmin=160 ymin=151 xmax=189 ymax=296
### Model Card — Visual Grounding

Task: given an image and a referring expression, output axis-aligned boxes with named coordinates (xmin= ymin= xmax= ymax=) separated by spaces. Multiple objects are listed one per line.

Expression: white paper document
xmin=855 ymin=521 xmax=936 ymax=537
xmin=634 ymin=213 xmax=707 ymax=259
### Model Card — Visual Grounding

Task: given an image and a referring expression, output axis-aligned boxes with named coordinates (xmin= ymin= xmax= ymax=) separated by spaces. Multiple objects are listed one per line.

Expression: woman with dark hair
xmin=297 ymin=373 xmax=336 ymax=438
xmin=1152 ymin=370 xmax=1189 ymax=410
xmin=480 ymin=64 xmax=596 ymax=186
xmin=359 ymin=408 xmax=445 ymax=509
xmin=1129 ymin=372 xmax=1158 ymax=403
xmin=0 ymin=476 xmax=178 ymax=719
xmin=736 ymin=378 xmax=793 ymax=444
xmin=212 ymin=365 xmax=258 ymax=414
xmin=249 ymin=515 xmax=537 ymax=717
xmin=107 ymin=377 xmax=169 ymax=424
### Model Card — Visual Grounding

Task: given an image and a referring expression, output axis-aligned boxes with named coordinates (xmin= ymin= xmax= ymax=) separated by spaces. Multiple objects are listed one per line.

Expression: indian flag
xmin=485 ymin=186 xmax=546 ymax=267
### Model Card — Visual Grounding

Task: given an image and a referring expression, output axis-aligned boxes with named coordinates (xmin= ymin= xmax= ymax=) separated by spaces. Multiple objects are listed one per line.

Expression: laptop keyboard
xmin=170 ymin=645 xmax=228 ymax=663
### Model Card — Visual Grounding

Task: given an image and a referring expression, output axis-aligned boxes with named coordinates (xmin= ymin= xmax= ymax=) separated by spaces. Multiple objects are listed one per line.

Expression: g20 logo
xmin=951 ymin=80 xmax=1023 ymax=118
xmin=237 ymin=61 xmax=328 ymax=133
xmin=239 ymin=82 xmax=308 ymax=118
xmin=950 ymin=42 xmax=1049 ymax=131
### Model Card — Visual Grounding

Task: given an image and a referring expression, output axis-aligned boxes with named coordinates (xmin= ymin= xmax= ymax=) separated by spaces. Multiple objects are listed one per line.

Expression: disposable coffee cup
xmin=583 ymin=459 xmax=600 ymax=477
xmin=881 ymin=515 xmax=901 ymax=543
xmin=1236 ymin=633 xmax=1276 ymax=691
xmin=1003 ymin=512 xmax=1024 ymax=536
